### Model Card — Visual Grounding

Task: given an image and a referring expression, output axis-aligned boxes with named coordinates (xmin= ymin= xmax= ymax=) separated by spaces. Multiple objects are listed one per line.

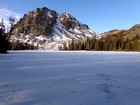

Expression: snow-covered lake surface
xmin=0 ymin=51 xmax=140 ymax=105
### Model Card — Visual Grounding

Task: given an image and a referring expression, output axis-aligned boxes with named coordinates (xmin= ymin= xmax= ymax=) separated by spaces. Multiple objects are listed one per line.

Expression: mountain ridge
xmin=10 ymin=7 xmax=99 ymax=50
xmin=10 ymin=7 xmax=140 ymax=51
xmin=104 ymin=24 xmax=140 ymax=41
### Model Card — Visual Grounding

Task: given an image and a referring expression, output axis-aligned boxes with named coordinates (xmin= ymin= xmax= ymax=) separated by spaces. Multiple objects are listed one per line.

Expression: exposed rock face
xmin=59 ymin=12 xmax=89 ymax=30
xmin=12 ymin=7 xmax=57 ymax=36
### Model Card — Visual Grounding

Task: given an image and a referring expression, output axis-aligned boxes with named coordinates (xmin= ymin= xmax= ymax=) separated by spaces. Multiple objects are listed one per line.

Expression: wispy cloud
xmin=0 ymin=4 xmax=23 ymax=29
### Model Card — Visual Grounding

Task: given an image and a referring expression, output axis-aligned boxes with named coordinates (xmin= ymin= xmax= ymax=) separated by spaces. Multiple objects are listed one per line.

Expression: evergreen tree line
xmin=0 ymin=18 xmax=37 ymax=53
xmin=0 ymin=27 xmax=37 ymax=52
xmin=60 ymin=35 xmax=140 ymax=51
xmin=9 ymin=41 xmax=37 ymax=50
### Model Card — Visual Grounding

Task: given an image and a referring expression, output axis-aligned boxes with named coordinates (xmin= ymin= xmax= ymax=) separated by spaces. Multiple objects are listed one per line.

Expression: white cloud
xmin=0 ymin=4 xmax=23 ymax=30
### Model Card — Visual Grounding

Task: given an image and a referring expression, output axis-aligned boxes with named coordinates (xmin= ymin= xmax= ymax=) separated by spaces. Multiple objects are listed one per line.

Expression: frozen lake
xmin=0 ymin=51 xmax=140 ymax=105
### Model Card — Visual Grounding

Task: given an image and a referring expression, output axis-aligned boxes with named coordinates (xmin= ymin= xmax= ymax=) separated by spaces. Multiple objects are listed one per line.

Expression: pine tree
xmin=0 ymin=29 xmax=9 ymax=53
xmin=132 ymin=39 xmax=139 ymax=51
xmin=125 ymin=38 xmax=131 ymax=51
xmin=63 ymin=42 xmax=67 ymax=50
xmin=71 ymin=39 xmax=75 ymax=50
xmin=85 ymin=37 xmax=90 ymax=50
xmin=0 ymin=20 xmax=9 ymax=53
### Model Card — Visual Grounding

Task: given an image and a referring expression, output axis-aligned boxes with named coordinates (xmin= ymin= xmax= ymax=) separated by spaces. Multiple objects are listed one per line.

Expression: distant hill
xmin=100 ymin=25 xmax=140 ymax=51
xmin=104 ymin=24 xmax=140 ymax=41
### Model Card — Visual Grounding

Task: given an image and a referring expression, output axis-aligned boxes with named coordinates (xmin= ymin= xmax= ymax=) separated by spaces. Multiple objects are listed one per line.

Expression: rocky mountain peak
xmin=10 ymin=7 xmax=98 ymax=50
xmin=12 ymin=7 xmax=57 ymax=36
xmin=59 ymin=12 xmax=89 ymax=30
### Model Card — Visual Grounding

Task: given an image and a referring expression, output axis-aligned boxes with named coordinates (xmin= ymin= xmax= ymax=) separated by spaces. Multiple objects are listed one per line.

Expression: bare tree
xmin=0 ymin=19 xmax=5 ymax=32
xmin=9 ymin=17 xmax=15 ymax=28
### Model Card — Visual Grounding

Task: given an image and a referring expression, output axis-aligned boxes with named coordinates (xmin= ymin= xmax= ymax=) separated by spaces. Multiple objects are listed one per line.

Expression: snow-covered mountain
xmin=10 ymin=7 xmax=100 ymax=50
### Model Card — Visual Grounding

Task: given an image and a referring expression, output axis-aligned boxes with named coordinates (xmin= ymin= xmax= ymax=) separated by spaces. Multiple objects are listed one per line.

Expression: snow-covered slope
xmin=10 ymin=7 xmax=100 ymax=50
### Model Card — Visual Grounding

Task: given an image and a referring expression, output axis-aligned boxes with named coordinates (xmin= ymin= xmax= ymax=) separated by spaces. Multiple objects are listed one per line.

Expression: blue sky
xmin=0 ymin=0 xmax=140 ymax=33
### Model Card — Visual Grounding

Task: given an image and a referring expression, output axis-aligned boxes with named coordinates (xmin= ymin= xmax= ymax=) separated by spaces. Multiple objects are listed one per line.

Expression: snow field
xmin=0 ymin=51 xmax=140 ymax=105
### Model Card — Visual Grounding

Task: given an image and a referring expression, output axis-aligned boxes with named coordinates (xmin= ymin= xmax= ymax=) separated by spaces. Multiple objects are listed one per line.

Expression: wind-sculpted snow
xmin=0 ymin=51 xmax=140 ymax=105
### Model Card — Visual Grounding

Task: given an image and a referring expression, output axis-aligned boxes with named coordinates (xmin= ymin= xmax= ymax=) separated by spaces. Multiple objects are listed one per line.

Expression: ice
xmin=0 ymin=51 xmax=140 ymax=105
